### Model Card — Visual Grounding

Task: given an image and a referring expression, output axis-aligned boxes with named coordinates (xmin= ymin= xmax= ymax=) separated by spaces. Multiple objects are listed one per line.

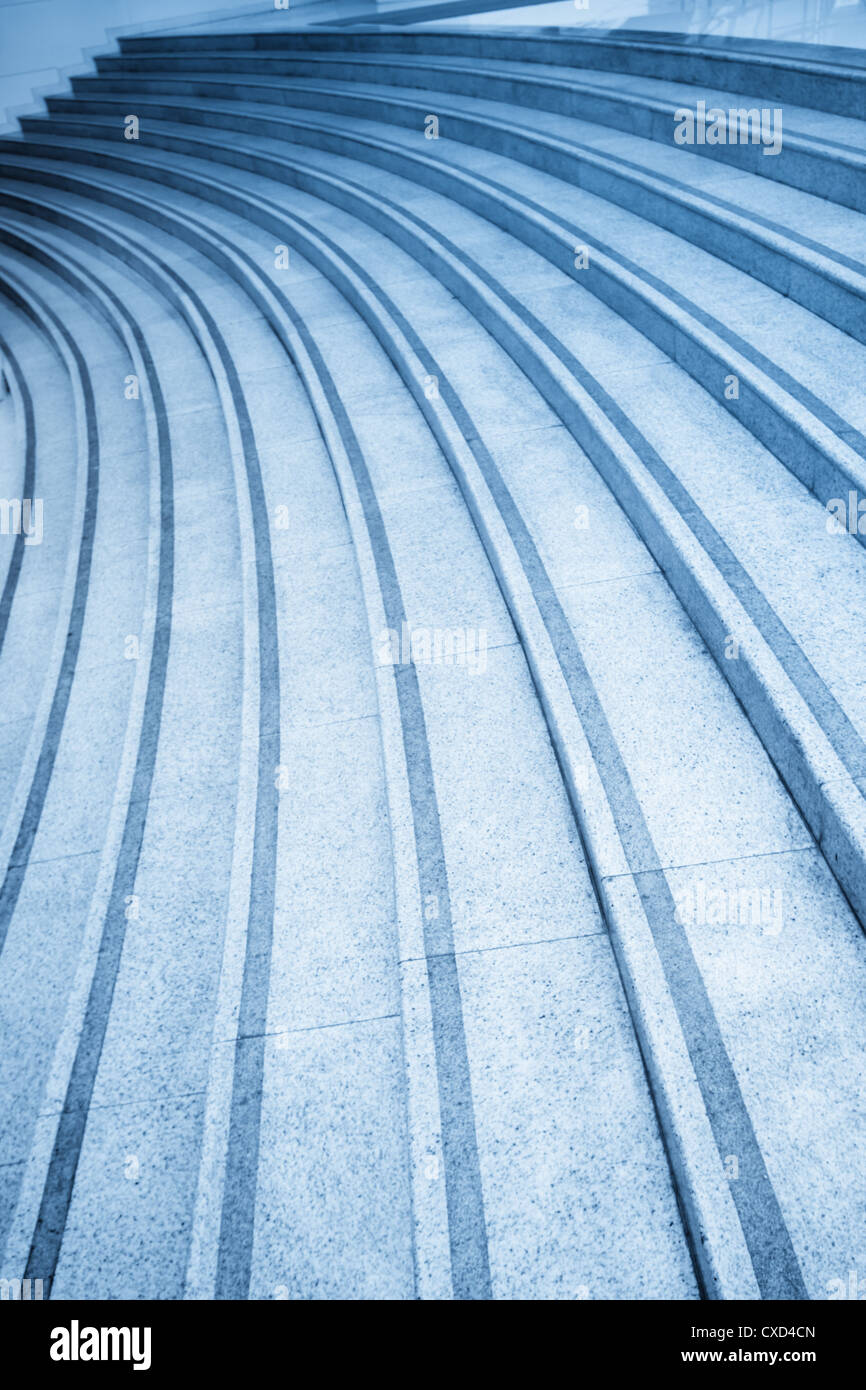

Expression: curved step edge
xmin=0 ymin=224 xmax=168 ymax=1293
xmin=0 ymin=321 xmax=36 ymax=661
xmin=0 ymin=156 xmax=765 ymax=1298
xmin=27 ymin=97 xmax=865 ymax=516
xmin=0 ymin=267 xmax=97 ymax=960
xmin=89 ymin=50 xmax=866 ymax=214
xmin=7 ymin=145 xmax=866 ymax=948
xmin=67 ymin=70 xmax=866 ymax=342
xmin=113 ymin=27 xmax=866 ymax=120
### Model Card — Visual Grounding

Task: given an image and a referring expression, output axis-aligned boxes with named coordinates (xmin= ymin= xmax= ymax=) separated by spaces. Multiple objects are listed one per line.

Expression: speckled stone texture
xmin=1 ymin=13 xmax=866 ymax=1303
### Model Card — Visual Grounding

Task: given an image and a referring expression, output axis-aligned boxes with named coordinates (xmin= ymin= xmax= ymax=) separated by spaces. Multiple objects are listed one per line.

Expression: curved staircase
xmin=1 ymin=20 xmax=866 ymax=1301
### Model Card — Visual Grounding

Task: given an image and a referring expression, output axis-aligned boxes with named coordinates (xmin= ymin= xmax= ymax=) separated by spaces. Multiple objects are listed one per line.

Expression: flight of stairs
xmin=1 ymin=22 xmax=866 ymax=1301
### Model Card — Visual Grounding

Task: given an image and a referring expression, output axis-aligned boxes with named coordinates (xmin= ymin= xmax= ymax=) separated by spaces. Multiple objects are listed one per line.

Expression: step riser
xmin=23 ymin=109 xmax=866 ymax=554
xmin=91 ymin=54 xmax=866 ymax=212
xmin=113 ymin=30 xmax=866 ymax=119
xmin=43 ymin=178 xmax=764 ymax=1301
xmin=4 ymin=144 xmax=865 ymax=952
xmin=5 ymin=25 xmax=866 ymax=1303
xmin=0 ymin=232 xmax=164 ymax=1293
xmin=70 ymin=76 xmax=866 ymax=341
xmin=0 ymin=272 xmax=99 ymax=965
xmin=0 ymin=187 xmax=710 ymax=1303
xmin=0 ymin=215 xmax=283 ymax=1301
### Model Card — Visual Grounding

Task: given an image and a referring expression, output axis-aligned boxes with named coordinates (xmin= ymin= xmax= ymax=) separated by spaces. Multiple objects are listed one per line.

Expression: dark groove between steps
xmin=26 ymin=98 xmax=866 ymax=491
xmin=262 ymin=253 xmax=493 ymax=1303
xmin=202 ymin=287 xmax=280 ymax=1303
xmin=0 ymin=327 xmax=35 ymax=660
xmin=374 ymin=171 xmax=866 ymax=776
xmin=112 ymin=27 xmax=866 ymax=120
xmin=24 ymin=131 xmax=860 ymax=795
xmin=311 ymin=214 xmax=807 ymax=1299
xmin=14 ymin=222 xmax=284 ymax=1304
xmin=0 ymin=236 xmax=174 ymax=1294
xmin=0 ymin=273 xmax=98 ymax=961
xmin=85 ymin=93 xmax=866 ymax=466
xmin=1 ymin=29 xmax=846 ymax=1290
xmin=0 ymin=181 xmax=496 ymax=1301
xmin=189 ymin=126 xmax=866 ymax=784
xmin=77 ymin=73 xmax=866 ymax=285
xmin=4 ymin=240 xmax=170 ymax=1293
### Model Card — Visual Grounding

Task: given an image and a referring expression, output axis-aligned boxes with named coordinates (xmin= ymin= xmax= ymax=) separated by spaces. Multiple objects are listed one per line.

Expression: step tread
xmin=78 ymin=72 xmax=866 ymax=264
xmin=97 ymin=47 xmax=866 ymax=151
xmin=34 ymin=105 xmax=866 ymax=470
xmin=6 ymin=28 xmax=866 ymax=1302
xmin=13 ymin=133 xmax=866 ymax=799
